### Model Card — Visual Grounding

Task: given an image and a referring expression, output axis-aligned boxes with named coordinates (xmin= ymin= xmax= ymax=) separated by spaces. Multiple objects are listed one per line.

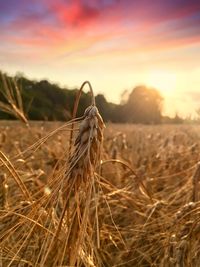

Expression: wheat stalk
xmin=0 ymin=174 xmax=8 ymax=209
xmin=35 ymin=81 xmax=105 ymax=267
xmin=192 ymin=162 xmax=200 ymax=202
xmin=62 ymin=82 xmax=104 ymax=266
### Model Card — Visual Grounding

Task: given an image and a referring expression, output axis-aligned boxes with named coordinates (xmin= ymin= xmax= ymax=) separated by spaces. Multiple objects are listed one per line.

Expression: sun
xmin=145 ymin=70 xmax=177 ymax=96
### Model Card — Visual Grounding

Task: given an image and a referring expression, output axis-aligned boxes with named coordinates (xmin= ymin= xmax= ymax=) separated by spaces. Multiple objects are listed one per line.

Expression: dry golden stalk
xmin=0 ymin=132 xmax=7 ymax=148
xmin=174 ymin=202 xmax=196 ymax=222
xmin=69 ymin=80 xmax=96 ymax=158
xmin=162 ymin=234 xmax=177 ymax=267
xmin=0 ymin=151 xmax=32 ymax=202
xmin=62 ymin=85 xmax=104 ymax=266
xmin=111 ymin=145 xmax=118 ymax=159
xmin=100 ymin=159 xmax=153 ymax=201
xmin=192 ymin=162 xmax=200 ymax=202
xmin=175 ymin=240 xmax=188 ymax=267
xmin=0 ymin=201 xmax=32 ymax=243
xmin=0 ymin=174 xmax=8 ymax=209
xmin=38 ymin=82 xmax=105 ymax=267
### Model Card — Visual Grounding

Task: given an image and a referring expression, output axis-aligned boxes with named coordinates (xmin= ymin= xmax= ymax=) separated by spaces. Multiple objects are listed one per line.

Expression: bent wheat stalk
xmin=64 ymin=83 xmax=104 ymax=266
xmin=69 ymin=80 xmax=96 ymax=158
xmin=40 ymin=81 xmax=104 ymax=267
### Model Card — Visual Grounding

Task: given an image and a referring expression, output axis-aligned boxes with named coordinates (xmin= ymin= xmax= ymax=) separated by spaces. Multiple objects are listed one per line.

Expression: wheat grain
xmin=67 ymin=105 xmax=104 ymax=185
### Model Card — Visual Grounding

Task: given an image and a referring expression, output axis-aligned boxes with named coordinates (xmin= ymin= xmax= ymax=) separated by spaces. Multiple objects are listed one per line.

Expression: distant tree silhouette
xmin=123 ymin=85 xmax=163 ymax=123
xmin=120 ymin=89 xmax=129 ymax=105
xmin=172 ymin=113 xmax=183 ymax=124
xmin=95 ymin=94 xmax=113 ymax=122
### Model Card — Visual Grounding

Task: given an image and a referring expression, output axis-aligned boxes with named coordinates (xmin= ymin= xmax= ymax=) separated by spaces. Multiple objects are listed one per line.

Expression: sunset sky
xmin=1 ymin=0 xmax=200 ymax=117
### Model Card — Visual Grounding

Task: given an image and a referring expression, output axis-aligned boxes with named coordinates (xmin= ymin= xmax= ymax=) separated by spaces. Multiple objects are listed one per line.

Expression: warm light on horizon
xmin=145 ymin=70 xmax=177 ymax=97
xmin=0 ymin=0 xmax=200 ymax=117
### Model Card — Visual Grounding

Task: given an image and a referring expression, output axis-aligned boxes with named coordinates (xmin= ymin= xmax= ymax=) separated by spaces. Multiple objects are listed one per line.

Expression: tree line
xmin=0 ymin=71 xmax=187 ymax=124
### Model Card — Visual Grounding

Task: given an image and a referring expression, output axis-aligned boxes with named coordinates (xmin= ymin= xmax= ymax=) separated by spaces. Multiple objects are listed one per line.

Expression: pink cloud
xmin=0 ymin=0 xmax=200 ymax=64
xmin=53 ymin=0 xmax=99 ymax=27
xmin=39 ymin=0 xmax=102 ymax=29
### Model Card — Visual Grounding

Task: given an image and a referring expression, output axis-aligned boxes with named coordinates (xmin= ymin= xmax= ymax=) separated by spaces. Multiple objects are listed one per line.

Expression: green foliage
xmin=0 ymin=72 xmax=164 ymax=123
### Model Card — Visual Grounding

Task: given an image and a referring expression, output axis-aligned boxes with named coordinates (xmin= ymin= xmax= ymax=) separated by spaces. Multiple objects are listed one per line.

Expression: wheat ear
xmin=41 ymin=81 xmax=104 ymax=267
xmin=68 ymin=104 xmax=104 ymax=184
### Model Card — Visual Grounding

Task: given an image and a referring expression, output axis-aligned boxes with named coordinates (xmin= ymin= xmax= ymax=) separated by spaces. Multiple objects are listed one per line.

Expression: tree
xmin=95 ymin=94 xmax=111 ymax=121
xmin=172 ymin=113 xmax=183 ymax=124
xmin=120 ymin=89 xmax=129 ymax=105
xmin=123 ymin=85 xmax=163 ymax=124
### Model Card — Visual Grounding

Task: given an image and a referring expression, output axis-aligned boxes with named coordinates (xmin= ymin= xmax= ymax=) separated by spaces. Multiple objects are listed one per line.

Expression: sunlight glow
xmin=1 ymin=0 xmax=200 ymax=117
xmin=145 ymin=70 xmax=177 ymax=96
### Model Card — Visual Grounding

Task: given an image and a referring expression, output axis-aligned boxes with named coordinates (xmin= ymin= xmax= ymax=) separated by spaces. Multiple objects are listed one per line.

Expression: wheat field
xmin=0 ymin=117 xmax=200 ymax=266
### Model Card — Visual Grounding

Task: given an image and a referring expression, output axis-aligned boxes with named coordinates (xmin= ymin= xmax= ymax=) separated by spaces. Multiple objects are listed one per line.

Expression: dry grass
xmin=0 ymin=80 xmax=200 ymax=266
xmin=0 ymin=72 xmax=28 ymax=125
